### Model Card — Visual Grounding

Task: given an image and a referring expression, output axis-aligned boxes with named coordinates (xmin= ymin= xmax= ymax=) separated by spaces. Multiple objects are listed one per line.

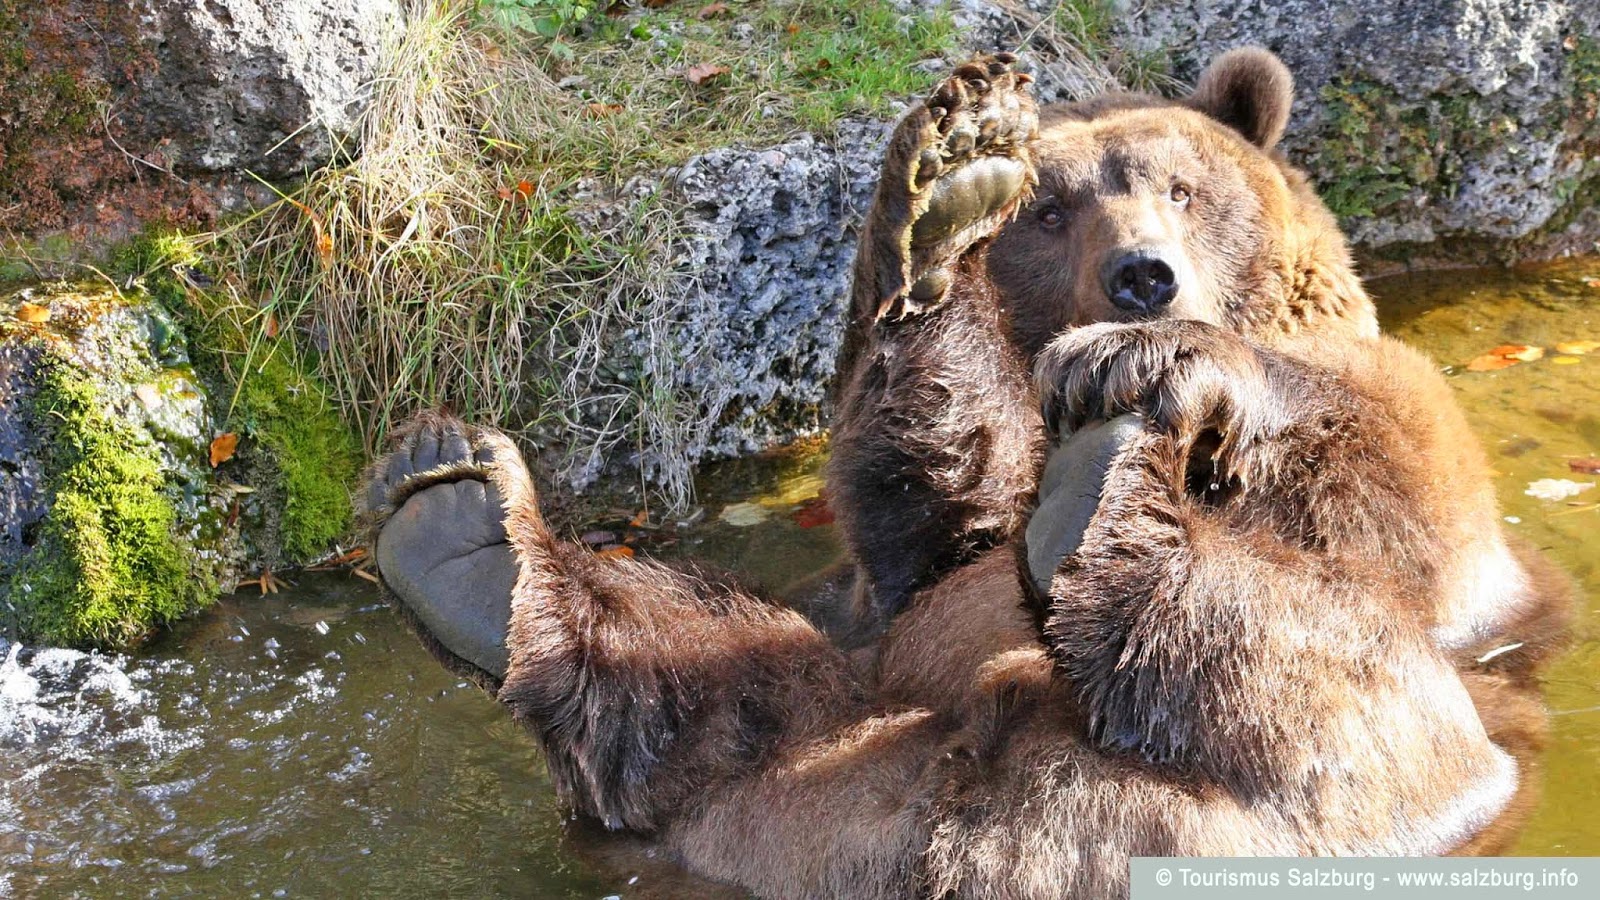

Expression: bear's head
xmin=989 ymin=48 xmax=1379 ymax=359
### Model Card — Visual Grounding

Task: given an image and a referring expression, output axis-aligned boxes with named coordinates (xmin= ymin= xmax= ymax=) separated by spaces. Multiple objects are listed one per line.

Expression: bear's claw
xmin=361 ymin=413 xmax=525 ymax=683
xmin=1033 ymin=321 xmax=1280 ymax=500
xmin=875 ymin=52 xmax=1038 ymax=320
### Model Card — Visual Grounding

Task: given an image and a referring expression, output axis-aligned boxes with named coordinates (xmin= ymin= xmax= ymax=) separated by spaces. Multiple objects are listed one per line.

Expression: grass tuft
xmin=190 ymin=0 xmax=959 ymax=510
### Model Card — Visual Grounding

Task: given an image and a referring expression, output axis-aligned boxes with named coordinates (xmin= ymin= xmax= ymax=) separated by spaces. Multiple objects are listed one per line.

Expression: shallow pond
xmin=2 ymin=261 xmax=1598 ymax=897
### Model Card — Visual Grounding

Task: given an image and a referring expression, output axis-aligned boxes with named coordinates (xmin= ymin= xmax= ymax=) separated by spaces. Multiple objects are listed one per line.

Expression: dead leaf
xmin=785 ymin=22 xmax=801 ymax=35
xmin=697 ymin=2 xmax=730 ymax=17
xmin=210 ymin=432 xmax=240 ymax=467
xmin=685 ymin=62 xmax=730 ymax=85
xmin=496 ymin=185 xmax=514 ymax=201
xmin=629 ymin=509 xmax=651 ymax=528
xmin=1586 ymin=278 xmax=1600 ymax=288
xmin=791 ymin=496 xmax=835 ymax=528
xmin=595 ymin=545 xmax=635 ymax=560
xmin=264 ymin=312 xmax=280 ymax=338
xmin=719 ymin=502 xmax=771 ymax=527
xmin=515 ymin=179 xmax=534 ymax=199
xmin=586 ymin=102 xmax=624 ymax=117
xmin=15 ymin=302 xmax=50 ymax=323
xmin=315 ymin=230 xmax=334 ymax=261
xmin=1553 ymin=356 xmax=1581 ymax=366
xmin=1570 ymin=458 xmax=1600 ymax=475
xmin=1555 ymin=340 xmax=1600 ymax=355
xmin=1466 ymin=354 xmax=1520 ymax=372
xmin=1488 ymin=344 xmax=1544 ymax=362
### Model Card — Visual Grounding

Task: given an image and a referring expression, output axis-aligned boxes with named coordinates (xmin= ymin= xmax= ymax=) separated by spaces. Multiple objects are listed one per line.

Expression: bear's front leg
xmin=830 ymin=55 xmax=1044 ymax=624
xmin=1033 ymin=319 xmax=1305 ymax=505
xmin=850 ymin=53 xmax=1039 ymax=325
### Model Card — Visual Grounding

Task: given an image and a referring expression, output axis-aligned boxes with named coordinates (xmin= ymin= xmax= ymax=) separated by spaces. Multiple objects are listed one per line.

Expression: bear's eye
xmin=1037 ymin=203 xmax=1065 ymax=230
xmin=1170 ymin=183 xmax=1192 ymax=206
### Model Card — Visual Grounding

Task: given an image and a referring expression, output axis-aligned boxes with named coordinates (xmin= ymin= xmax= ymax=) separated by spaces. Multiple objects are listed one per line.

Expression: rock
xmin=130 ymin=0 xmax=404 ymax=178
xmin=0 ymin=285 xmax=243 ymax=647
xmin=0 ymin=0 xmax=403 ymax=242
xmin=1110 ymin=0 xmax=1600 ymax=257
xmin=666 ymin=119 xmax=891 ymax=459
xmin=0 ymin=345 xmax=45 ymax=573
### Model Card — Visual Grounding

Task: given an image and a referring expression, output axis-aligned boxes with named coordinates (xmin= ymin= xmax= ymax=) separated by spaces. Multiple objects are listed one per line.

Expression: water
xmin=2 ymin=262 xmax=1597 ymax=897
xmin=1370 ymin=260 xmax=1600 ymax=856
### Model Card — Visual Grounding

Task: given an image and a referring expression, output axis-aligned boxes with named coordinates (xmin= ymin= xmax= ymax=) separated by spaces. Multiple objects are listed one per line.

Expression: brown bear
xmin=827 ymin=49 xmax=1573 ymax=686
xmin=357 ymin=50 xmax=1571 ymax=900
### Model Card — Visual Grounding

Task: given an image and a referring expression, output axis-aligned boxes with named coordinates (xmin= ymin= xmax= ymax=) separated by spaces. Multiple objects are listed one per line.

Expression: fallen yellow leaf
xmin=16 ymin=302 xmax=49 ymax=323
xmin=1553 ymin=356 xmax=1581 ymax=366
xmin=1555 ymin=340 xmax=1600 ymax=355
xmin=210 ymin=432 xmax=240 ymax=467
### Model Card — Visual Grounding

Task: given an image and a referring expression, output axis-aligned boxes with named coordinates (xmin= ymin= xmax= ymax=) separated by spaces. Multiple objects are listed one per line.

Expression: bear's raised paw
xmin=871 ymin=53 xmax=1038 ymax=320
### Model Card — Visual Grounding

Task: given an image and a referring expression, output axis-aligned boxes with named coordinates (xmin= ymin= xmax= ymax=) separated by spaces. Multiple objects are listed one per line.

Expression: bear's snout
xmin=1102 ymin=249 xmax=1179 ymax=315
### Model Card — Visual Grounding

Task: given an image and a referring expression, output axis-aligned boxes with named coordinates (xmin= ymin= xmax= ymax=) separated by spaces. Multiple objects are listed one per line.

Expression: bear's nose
xmin=1103 ymin=252 xmax=1178 ymax=314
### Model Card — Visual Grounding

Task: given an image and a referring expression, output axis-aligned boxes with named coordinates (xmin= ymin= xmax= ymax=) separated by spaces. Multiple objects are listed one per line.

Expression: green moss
xmin=3 ymin=358 xmax=215 ymax=648
xmin=1312 ymin=79 xmax=1501 ymax=220
xmin=114 ymin=231 xmax=364 ymax=564
xmin=231 ymin=351 xmax=363 ymax=561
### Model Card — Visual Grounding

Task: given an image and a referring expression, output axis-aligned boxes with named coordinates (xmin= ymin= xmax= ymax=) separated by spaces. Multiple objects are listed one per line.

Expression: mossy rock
xmin=115 ymin=233 xmax=365 ymax=568
xmin=0 ymin=284 xmax=224 ymax=647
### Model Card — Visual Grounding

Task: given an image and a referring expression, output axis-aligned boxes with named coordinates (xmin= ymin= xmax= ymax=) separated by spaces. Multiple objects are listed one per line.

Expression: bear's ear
xmin=1186 ymin=47 xmax=1294 ymax=150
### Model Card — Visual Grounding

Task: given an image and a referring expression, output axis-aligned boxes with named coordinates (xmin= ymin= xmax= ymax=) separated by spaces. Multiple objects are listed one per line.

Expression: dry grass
xmin=203 ymin=2 xmax=699 ymax=502
xmin=191 ymin=0 xmax=1177 ymax=512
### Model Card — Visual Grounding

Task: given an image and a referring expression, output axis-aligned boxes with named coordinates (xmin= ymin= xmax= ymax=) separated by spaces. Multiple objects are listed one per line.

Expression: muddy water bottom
xmin=3 ymin=261 xmax=1599 ymax=897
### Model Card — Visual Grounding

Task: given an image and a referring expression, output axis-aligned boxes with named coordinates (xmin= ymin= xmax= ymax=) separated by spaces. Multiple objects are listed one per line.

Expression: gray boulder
xmin=129 ymin=0 xmax=404 ymax=178
xmin=1112 ymin=0 xmax=1600 ymax=254
xmin=0 ymin=0 xmax=402 ymax=237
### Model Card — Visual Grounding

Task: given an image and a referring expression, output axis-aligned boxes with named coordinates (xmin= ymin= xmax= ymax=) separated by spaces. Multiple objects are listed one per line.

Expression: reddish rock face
xmin=0 ymin=0 xmax=400 ymax=247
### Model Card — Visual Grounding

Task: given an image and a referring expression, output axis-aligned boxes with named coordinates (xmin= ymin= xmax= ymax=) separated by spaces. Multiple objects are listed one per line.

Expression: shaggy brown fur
xmin=830 ymin=48 xmax=1573 ymax=673
xmin=367 ymin=413 xmax=1530 ymax=900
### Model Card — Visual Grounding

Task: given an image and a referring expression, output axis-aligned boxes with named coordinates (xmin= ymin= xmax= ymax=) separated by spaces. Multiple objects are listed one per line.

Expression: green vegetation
xmin=184 ymin=0 xmax=957 ymax=509
xmin=1313 ymin=79 xmax=1495 ymax=220
xmin=1048 ymin=0 xmax=1175 ymax=93
xmin=2 ymin=357 xmax=215 ymax=647
xmin=479 ymin=0 xmax=594 ymax=43
xmin=116 ymin=233 xmax=363 ymax=564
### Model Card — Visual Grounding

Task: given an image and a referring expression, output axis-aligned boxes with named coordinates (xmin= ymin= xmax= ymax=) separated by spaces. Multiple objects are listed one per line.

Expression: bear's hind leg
xmin=367 ymin=415 xmax=869 ymax=835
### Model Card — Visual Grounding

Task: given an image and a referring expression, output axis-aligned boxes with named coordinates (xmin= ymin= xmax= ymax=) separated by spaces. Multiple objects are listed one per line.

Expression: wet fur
xmin=369 ymin=416 xmax=1530 ymax=899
